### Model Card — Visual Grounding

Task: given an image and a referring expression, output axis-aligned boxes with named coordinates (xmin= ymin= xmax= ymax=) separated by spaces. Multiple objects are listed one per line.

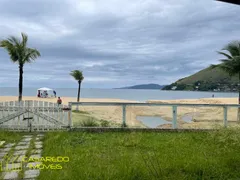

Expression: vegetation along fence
xmin=69 ymin=102 xmax=240 ymax=129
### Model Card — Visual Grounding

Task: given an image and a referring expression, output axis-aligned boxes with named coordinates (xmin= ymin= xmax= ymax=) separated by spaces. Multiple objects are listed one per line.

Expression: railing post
xmin=68 ymin=102 xmax=72 ymax=129
xmin=122 ymin=105 xmax=126 ymax=127
xmin=76 ymin=104 xmax=79 ymax=111
xmin=223 ymin=106 xmax=228 ymax=128
xmin=172 ymin=105 xmax=177 ymax=129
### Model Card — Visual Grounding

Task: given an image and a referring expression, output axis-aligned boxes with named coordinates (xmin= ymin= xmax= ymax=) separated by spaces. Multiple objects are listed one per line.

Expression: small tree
xmin=70 ymin=70 xmax=84 ymax=110
xmin=210 ymin=41 xmax=240 ymax=121
xmin=0 ymin=32 xmax=40 ymax=101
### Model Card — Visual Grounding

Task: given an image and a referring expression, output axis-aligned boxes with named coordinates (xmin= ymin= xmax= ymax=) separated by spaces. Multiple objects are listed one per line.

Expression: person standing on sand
xmin=57 ymin=97 xmax=62 ymax=106
xmin=212 ymin=94 xmax=214 ymax=98
xmin=37 ymin=90 xmax=40 ymax=98
xmin=53 ymin=90 xmax=56 ymax=98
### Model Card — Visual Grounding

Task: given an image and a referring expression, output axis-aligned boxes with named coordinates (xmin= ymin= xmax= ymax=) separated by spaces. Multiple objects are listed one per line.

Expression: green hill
xmin=162 ymin=67 xmax=239 ymax=92
xmin=117 ymin=84 xmax=166 ymax=90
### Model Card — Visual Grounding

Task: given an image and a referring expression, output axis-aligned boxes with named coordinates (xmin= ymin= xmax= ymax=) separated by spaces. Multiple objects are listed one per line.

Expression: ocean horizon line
xmin=0 ymin=87 xmax=238 ymax=93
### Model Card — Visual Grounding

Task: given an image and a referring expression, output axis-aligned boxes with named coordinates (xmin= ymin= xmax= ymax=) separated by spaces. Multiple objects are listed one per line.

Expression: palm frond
xmin=70 ymin=70 xmax=84 ymax=81
xmin=23 ymin=48 xmax=41 ymax=63
xmin=217 ymin=51 xmax=232 ymax=59
xmin=222 ymin=41 xmax=240 ymax=57
xmin=211 ymin=40 xmax=240 ymax=77
xmin=7 ymin=35 xmax=23 ymax=61
xmin=220 ymin=59 xmax=231 ymax=63
xmin=218 ymin=63 xmax=237 ymax=76
xmin=0 ymin=40 xmax=18 ymax=62
xmin=21 ymin=32 xmax=28 ymax=48
xmin=1 ymin=33 xmax=40 ymax=65
xmin=0 ymin=40 xmax=14 ymax=49
xmin=7 ymin=36 xmax=20 ymax=46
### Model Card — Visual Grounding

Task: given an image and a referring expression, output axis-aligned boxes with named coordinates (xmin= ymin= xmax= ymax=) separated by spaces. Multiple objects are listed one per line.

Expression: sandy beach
xmin=0 ymin=96 xmax=138 ymax=104
xmin=0 ymin=96 xmax=237 ymax=104
xmin=0 ymin=96 xmax=239 ymax=129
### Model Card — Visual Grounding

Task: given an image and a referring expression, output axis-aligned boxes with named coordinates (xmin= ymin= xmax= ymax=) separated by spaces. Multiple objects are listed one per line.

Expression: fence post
xmin=172 ymin=105 xmax=177 ymax=129
xmin=122 ymin=105 xmax=126 ymax=127
xmin=68 ymin=102 xmax=72 ymax=129
xmin=223 ymin=106 xmax=228 ymax=128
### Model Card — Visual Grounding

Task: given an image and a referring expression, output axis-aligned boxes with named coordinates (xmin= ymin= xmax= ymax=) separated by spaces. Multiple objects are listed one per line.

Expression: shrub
xmin=100 ymin=120 xmax=110 ymax=127
xmin=80 ymin=118 xmax=99 ymax=127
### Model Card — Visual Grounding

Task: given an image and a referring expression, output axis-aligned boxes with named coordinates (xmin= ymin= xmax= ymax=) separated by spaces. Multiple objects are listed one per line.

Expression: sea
xmin=0 ymin=87 xmax=238 ymax=102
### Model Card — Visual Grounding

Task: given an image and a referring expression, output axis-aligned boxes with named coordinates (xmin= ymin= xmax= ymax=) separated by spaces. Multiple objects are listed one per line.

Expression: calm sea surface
xmin=0 ymin=88 xmax=238 ymax=102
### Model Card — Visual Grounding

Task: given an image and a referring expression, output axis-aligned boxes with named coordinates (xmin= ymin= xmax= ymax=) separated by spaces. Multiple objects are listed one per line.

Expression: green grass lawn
xmin=0 ymin=131 xmax=24 ymax=145
xmin=39 ymin=128 xmax=240 ymax=180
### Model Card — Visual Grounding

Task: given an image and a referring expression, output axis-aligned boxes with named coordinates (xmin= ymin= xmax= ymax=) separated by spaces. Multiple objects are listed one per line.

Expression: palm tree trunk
xmin=79 ymin=82 xmax=81 ymax=102
xmin=77 ymin=81 xmax=80 ymax=102
xmin=18 ymin=65 xmax=23 ymax=102
xmin=76 ymin=81 xmax=81 ymax=110
xmin=238 ymin=72 xmax=240 ymax=122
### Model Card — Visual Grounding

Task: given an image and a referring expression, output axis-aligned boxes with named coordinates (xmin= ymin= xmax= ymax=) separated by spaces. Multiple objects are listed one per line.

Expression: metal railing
xmin=68 ymin=102 xmax=240 ymax=129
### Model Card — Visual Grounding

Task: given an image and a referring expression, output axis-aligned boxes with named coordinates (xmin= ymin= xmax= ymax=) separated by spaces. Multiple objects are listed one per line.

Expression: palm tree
xmin=0 ymin=32 xmax=41 ymax=102
xmin=70 ymin=70 xmax=84 ymax=110
xmin=210 ymin=41 xmax=240 ymax=121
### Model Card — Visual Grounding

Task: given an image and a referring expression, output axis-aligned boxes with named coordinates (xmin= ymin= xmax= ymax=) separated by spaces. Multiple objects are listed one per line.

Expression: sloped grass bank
xmin=39 ymin=129 xmax=240 ymax=179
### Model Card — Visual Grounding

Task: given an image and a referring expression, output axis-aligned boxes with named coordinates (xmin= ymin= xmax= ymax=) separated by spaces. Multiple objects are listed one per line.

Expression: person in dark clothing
xmin=37 ymin=90 xmax=40 ymax=98
xmin=53 ymin=90 xmax=56 ymax=98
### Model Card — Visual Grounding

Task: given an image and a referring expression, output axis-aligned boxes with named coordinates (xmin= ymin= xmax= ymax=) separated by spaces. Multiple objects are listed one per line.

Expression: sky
xmin=0 ymin=0 xmax=239 ymax=89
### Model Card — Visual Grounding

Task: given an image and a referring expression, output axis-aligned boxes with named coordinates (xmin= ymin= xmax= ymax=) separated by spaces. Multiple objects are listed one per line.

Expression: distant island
xmin=116 ymin=84 xmax=166 ymax=90
xmin=162 ymin=66 xmax=239 ymax=92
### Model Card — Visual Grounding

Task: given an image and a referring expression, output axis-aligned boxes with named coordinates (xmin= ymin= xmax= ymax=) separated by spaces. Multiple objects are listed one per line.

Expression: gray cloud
xmin=0 ymin=0 xmax=239 ymax=88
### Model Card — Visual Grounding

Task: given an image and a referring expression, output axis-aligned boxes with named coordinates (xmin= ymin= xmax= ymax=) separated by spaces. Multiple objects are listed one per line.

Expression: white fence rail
xmin=69 ymin=102 xmax=240 ymax=129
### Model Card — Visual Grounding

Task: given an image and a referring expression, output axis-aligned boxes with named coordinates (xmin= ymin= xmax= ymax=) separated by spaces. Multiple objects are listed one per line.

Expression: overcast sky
xmin=0 ymin=0 xmax=239 ymax=88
